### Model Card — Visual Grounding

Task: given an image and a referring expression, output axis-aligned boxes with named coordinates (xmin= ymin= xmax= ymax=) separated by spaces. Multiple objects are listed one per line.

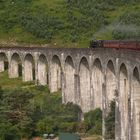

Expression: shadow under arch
xmin=64 ymin=56 xmax=75 ymax=103
xmin=24 ymin=54 xmax=35 ymax=82
xmin=79 ymin=57 xmax=90 ymax=112
xmin=0 ymin=52 xmax=8 ymax=72
xmin=38 ymin=54 xmax=48 ymax=85
xmin=92 ymin=58 xmax=103 ymax=109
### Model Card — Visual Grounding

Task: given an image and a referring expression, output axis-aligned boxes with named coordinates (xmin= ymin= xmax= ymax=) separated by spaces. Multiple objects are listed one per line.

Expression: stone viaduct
xmin=0 ymin=46 xmax=140 ymax=140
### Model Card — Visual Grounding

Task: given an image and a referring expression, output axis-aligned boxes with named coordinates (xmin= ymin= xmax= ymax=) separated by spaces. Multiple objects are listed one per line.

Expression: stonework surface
xmin=0 ymin=47 xmax=140 ymax=140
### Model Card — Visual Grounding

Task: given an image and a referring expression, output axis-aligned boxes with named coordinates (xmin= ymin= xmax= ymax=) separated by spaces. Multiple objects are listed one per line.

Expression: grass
xmin=0 ymin=70 xmax=60 ymax=95
xmin=0 ymin=71 xmax=35 ymax=90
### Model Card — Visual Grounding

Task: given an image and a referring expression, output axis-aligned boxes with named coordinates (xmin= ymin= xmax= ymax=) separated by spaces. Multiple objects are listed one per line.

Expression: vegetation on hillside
xmin=0 ymin=87 xmax=79 ymax=139
xmin=0 ymin=71 xmax=34 ymax=89
xmin=0 ymin=66 xmax=116 ymax=140
xmin=0 ymin=72 xmax=103 ymax=140
xmin=0 ymin=86 xmax=103 ymax=140
xmin=0 ymin=0 xmax=140 ymax=47
xmin=105 ymin=100 xmax=115 ymax=139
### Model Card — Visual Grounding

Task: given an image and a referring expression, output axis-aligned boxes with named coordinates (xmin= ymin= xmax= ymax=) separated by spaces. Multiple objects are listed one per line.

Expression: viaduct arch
xmin=50 ymin=55 xmax=62 ymax=92
xmin=0 ymin=47 xmax=139 ymax=140
xmin=92 ymin=58 xmax=103 ymax=109
xmin=65 ymin=56 xmax=75 ymax=103
xmin=132 ymin=67 xmax=140 ymax=140
xmin=38 ymin=54 xmax=48 ymax=85
xmin=79 ymin=57 xmax=91 ymax=112
xmin=0 ymin=52 xmax=8 ymax=72
xmin=9 ymin=53 xmax=22 ymax=78
xmin=24 ymin=53 xmax=35 ymax=82
xmin=106 ymin=60 xmax=116 ymax=112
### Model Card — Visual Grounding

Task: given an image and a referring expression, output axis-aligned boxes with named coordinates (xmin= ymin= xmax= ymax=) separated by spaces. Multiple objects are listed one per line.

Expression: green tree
xmin=84 ymin=108 xmax=102 ymax=135
xmin=105 ymin=100 xmax=115 ymax=139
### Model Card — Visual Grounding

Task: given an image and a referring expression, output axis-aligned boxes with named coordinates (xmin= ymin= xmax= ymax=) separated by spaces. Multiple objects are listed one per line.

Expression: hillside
xmin=0 ymin=0 xmax=140 ymax=47
xmin=0 ymin=71 xmax=103 ymax=140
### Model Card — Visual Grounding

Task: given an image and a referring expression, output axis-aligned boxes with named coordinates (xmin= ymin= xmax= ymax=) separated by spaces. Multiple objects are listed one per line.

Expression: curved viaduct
xmin=0 ymin=47 xmax=140 ymax=140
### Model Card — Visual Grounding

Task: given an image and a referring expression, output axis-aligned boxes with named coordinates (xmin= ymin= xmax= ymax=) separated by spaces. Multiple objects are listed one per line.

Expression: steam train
xmin=90 ymin=40 xmax=140 ymax=51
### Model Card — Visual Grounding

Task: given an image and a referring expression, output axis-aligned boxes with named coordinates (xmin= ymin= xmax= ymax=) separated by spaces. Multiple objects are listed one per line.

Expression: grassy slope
xmin=0 ymin=1 xmax=139 ymax=47
xmin=0 ymin=71 xmax=35 ymax=89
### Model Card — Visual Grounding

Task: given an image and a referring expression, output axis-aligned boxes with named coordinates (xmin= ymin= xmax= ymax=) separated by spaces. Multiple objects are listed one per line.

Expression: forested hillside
xmin=0 ymin=71 xmax=103 ymax=140
xmin=0 ymin=0 xmax=140 ymax=47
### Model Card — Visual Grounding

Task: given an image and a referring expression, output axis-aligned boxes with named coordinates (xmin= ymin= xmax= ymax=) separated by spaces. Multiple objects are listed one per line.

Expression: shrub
xmin=112 ymin=25 xmax=140 ymax=40
xmin=105 ymin=100 xmax=115 ymax=139
xmin=119 ymin=10 xmax=140 ymax=26
xmin=20 ymin=12 xmax=63 ymax=41
xmin=84 ymin=108 xmax=102 ymax=135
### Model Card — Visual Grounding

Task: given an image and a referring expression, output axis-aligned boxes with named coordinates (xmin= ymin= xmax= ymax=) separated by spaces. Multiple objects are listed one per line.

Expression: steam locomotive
xmin=90 ymin=40 xmax=140 ymax=51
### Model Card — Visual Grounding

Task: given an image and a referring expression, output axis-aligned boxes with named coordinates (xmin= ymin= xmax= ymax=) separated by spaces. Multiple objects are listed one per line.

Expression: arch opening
xmin=50 ymin=55 xmax=61 ymax=92
xmin=65 ymin=56 xmax=75 ymax=103
xmin=106 ymin=60 xmax=116 ymax=111
xmin=92 ymin=58 xmax=103 ymax=109
xmin=132 ymin=67 xmax=140 ymax=140
xmin=119 ymin=63 xmax=129 ymax=139
xmin=38 ymin=54 xmax=48 ymax=85
xmin=79 ymin=57 xmax=90 ymax=112
xmin=10 ymin=53 xmax=22 ymax=78
xmin=105 ymin=60 xmax=116 ymax=139
xmin=24 ymin=54 xmax=35 ymax=82
xmin=0 ymin=53 xmax=8 ymax=72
